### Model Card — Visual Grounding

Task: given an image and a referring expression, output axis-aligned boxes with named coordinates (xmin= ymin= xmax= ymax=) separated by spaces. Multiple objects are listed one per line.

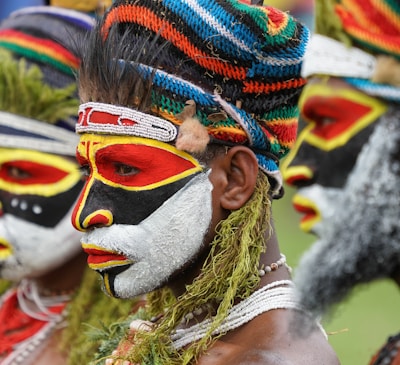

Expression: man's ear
xmin=218 ymin=146 xmax=258 ymax=211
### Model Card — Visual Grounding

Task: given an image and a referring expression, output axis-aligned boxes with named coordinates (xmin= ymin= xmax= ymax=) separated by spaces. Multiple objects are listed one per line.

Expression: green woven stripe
xmin=0 ymin=42 xmax=74 ymax=76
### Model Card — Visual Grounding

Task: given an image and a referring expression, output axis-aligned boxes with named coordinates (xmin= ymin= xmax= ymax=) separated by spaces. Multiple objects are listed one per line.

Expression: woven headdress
xmin=302 ymin=0 xmax=400 ymax=102
xmin=77 ymin=0 xmax=309 ymax=197
xmin=0 ymin=6 xmax=94 ymax=155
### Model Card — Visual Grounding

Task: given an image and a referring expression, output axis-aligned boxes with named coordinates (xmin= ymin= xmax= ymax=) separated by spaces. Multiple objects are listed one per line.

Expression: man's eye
xmin=114 ymin=163 xmax=139 ymax=176
xmin=7 ymin=166 xmax=30 ymax=179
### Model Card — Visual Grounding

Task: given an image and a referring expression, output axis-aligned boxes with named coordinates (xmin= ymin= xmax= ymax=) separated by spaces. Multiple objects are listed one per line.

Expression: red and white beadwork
xmin=77 ymin=102 xmax=177 ymax=142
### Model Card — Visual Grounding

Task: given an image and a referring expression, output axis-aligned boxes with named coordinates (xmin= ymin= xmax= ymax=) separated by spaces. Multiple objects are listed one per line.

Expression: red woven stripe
xmin=102 ymin=5 xmax=248 ymax=80
xmin=243 ymin=78 xmax=306 ymax=94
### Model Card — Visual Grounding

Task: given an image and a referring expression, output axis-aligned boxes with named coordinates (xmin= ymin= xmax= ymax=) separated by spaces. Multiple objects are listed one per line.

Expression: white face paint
xmin=0 ymin=205 xmax=82 ymax=281
xmin=81 ymin=172 xmax=213 ymax=298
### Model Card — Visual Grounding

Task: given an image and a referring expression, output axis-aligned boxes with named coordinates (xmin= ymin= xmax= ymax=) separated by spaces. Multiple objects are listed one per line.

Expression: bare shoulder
xmin=197 ymin=309 xmax=341 ymax=365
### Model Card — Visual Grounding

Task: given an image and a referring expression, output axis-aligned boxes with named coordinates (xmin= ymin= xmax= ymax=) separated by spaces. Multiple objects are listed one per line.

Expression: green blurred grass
xmin=273 ymin=186 xmax=400 ymax=365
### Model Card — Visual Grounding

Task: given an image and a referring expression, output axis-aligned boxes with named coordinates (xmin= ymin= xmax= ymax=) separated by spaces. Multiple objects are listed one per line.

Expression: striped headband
xmin=0 ymin=111 xmax=79 ymax=156
xmin=302 ymin=34 xmax=400 ymax=102
xmin=77 ymin=0 xmax=310 ymax=197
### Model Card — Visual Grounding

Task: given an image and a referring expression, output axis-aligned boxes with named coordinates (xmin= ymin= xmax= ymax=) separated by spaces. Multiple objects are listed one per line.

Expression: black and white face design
xmin=73 ymin=135 xmax=214 ymax=298
xmin=80 ymin=172 xmax=214 ymax=298
xmin=293 ymin=106 xmax=400 ymax=319
xmin=0 ymin=148 xmax=84 ymax=281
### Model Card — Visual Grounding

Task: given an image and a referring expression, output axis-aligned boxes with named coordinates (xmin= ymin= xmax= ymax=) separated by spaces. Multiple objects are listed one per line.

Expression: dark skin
xmin=114 ymin=146 xmax=340 ymax=365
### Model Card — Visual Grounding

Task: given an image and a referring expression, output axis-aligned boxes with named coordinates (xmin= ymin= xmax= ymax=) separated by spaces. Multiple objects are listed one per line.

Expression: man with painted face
xmin=71 ymin=1 xmax=340 ymax=364
xmin=282 ymin=0 xmax=400 ymax=364
xmin=0 ymin=5 xmax=133 ymax=365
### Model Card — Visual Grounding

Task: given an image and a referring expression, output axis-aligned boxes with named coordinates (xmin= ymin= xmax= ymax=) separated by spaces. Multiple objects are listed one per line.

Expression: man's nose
xmin=71 ymin=177 xmax=115 ymax=231
xmin=282 ymin=163 xmax=315 ymax=188
xmin=72 ymin=204 xmax=114 ymax=231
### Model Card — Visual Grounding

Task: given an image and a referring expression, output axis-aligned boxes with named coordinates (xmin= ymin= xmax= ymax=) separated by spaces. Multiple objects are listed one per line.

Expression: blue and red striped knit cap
xmin=78 ymin=0 xmax=309 ymax=196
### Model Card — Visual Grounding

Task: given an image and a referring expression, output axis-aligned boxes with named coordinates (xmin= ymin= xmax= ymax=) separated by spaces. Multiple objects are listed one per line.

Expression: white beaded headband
xmin=77 ymin=102 xmax=178 ymax=142
xmin=0 ymin=111 xmax=78 ymax=156
xmin=301 ymin=34 xmax=376 ymax=79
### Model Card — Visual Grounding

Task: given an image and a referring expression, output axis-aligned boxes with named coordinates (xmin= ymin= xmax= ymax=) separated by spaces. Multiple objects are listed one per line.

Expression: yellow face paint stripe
xmin=281 ymin=123 xmax=314 ymax=172
xmin=282 ymin=165 xmax=313 ymax=183
xmin=0 ymin=148 xmax=81 ymax=196
xmin=103 ymin=273 xmax=113 ymax=296
xmin=82 ymin=209 xmax=114 ymax=229
xmin=0 ymin=238 xmax=12 ymax=260
xmin=300 ymin=215 xmax=321 ymax=233
xmin=88 ymin=260 xmax=132 ymax=270
xmin=73 ymin=177 xmax=95 ymax=232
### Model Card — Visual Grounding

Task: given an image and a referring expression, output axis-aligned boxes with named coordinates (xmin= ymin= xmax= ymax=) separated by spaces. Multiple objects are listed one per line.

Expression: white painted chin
xmin=84 ymin=172 xmax=214 ymax=299
xmin=0 ymin=205 xmax=82 ymax=281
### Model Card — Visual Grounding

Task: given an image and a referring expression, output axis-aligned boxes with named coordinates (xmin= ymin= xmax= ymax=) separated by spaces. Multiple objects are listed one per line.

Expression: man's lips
xmin=81 ymin=243 xmax=133 ymax=270
xmin=292 ymin=194 xmax=321 ymax=232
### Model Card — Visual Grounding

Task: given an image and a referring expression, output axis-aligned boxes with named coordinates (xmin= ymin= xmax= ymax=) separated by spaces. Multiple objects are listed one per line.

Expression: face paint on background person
xmin=282 ymin=79 xmax=387 ymax=234
xmin=293 ymin=106 xmax=400 ymax=319
xmin=72 ymin=135 xmax=213 ymax=298
xmin=0 ymin=148 xmax=84 ymax=281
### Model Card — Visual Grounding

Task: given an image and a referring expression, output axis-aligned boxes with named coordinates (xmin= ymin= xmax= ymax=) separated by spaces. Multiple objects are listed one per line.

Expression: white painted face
xmin=0 ymin=206 xmax=82 ymax=281
xmin=81 ymin=172 xmax=213 ymax=298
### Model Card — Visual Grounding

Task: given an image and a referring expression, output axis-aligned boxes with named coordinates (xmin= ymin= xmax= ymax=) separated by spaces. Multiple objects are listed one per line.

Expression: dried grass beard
xmin=294 ymin=105 xmax=400 ymax=322
xmin=117 ymin=171 xmax=273 ymax=365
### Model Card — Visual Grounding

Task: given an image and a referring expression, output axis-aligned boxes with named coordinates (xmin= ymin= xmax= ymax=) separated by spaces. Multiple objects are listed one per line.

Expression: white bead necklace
xmin=259 ymin=253 xmax=290 ymax=276
xmin=2 ymin=280 xmax=70 ymax=365
xmin=171 ymin=280 xmax=301 ymax=349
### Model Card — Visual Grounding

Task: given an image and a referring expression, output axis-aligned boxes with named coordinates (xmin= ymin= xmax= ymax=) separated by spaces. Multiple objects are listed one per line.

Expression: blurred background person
xmin=0 ymin=5 xmax=131 ymax=365
xmin=282 ymin=0 xmax=400 ymax=364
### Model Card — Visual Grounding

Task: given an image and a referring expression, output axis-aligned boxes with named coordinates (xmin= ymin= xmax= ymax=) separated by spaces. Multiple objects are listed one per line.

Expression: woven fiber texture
xmin=82 ymin=0 xmax=310 ymax=195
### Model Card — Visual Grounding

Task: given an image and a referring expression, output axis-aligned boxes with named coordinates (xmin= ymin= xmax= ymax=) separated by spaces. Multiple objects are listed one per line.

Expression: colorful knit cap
xmin=77 ymin=0 xmax=309 ymax=197
xmin=302 ymin=0 xmax=400 ymax=102
xmin=0 ymin=6 xmax=94 ymax=155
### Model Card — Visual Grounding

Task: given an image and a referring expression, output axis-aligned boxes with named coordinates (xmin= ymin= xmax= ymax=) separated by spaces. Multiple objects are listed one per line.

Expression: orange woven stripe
xmin=243 ymin=78 xmax=306 ymax=94
xmin=103 ymin=5 xmax=247 ymax=80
